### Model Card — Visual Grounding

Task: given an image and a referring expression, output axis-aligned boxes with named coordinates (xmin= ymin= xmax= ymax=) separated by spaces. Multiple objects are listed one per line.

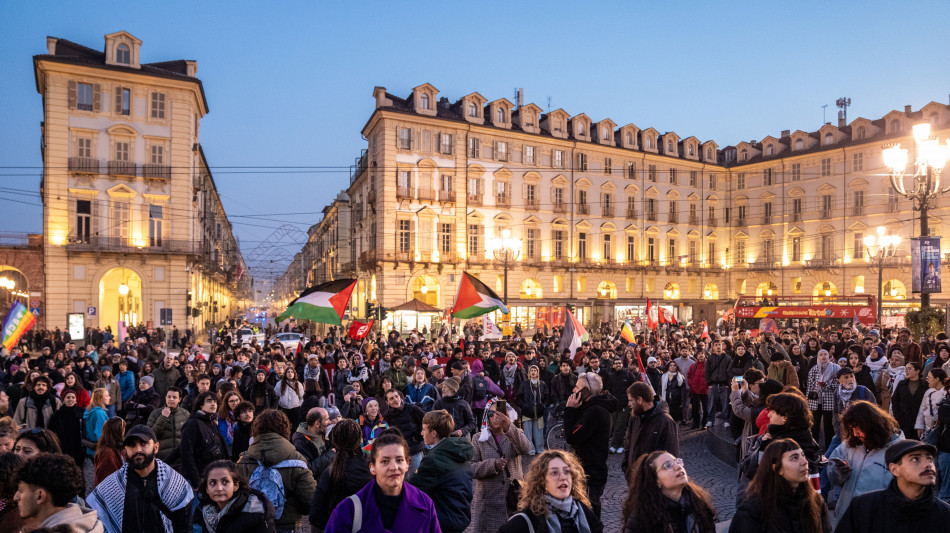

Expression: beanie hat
xmin=442 ymin=376 xmax=460 ymax=395
xmin=140 ymin=375 xmax=154 ymax=388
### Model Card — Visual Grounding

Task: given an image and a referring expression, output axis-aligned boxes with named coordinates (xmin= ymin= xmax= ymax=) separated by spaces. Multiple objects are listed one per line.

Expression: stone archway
xmin=99 ymin=267 xmax=144 ymax=334
xmin=0 ymin=267 xmax=29 ymax=320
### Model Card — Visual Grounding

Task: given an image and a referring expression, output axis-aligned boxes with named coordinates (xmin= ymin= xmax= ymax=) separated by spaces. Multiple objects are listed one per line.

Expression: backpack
xmin=248 ymin=459 xmax=309 ymax=519
xmin=472 ymin=375 xmax=488 ymax=401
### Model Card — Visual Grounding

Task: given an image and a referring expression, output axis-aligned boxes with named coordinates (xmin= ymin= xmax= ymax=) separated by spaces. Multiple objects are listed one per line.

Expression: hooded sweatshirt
xmin=412 ymin=436 xmax=475 ymax=533
xmin=41 ymin=502 xmax=105 ymax=533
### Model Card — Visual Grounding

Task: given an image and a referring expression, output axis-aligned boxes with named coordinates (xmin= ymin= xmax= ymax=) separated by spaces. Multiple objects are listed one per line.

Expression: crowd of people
xmin=1 ymin=319 xmax=950 ymax=532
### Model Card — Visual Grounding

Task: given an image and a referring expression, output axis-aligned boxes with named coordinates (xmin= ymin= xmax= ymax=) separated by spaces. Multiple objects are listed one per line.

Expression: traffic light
xmin=366 ymin=303 xmax=377 ymax=319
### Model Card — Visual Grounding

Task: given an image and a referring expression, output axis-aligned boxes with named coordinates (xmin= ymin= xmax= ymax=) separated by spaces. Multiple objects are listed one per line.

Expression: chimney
xmin=905 ymin=105 xmax=913 ymax=114
xmin=838 ymin=110 xmax=846 ymax=128
xmin=781 ymin=130 xmax=790 ymax=139
xmin=517 ymin=88 xmax=524 ymax=108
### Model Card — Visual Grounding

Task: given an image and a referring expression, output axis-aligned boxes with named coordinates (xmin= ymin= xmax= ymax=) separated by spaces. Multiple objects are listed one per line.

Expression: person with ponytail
xmin=308 ymin=418 xmax=372 ymax=531
xmin=729 ymin=438 xmax=830 ymax=533
xmin=621 ymin=450 xmax=716 ymax=533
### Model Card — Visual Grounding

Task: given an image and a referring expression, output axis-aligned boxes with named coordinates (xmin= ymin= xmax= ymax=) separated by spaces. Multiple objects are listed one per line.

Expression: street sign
xmin=30 ymin=300 xmax=39 ymax=309
xmin=30 ymin=308 xmax=40 ymax=317
xmin=87 ymin=307 xmax=96 ymax=316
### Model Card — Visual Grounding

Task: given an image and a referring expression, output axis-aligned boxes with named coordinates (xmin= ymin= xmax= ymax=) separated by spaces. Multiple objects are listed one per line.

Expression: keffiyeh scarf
xmin=478 ymin=397 xmax=520 ymax=442
xmin=886 ymin=366 xmax=906 ymax=395
xmin=87 ymin=459 xmax=194 ymax=533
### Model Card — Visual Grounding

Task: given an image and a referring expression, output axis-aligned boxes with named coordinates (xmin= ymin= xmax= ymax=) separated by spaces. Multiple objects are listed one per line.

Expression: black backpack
xmin=472 ymin=375 xmax=489 ymax=401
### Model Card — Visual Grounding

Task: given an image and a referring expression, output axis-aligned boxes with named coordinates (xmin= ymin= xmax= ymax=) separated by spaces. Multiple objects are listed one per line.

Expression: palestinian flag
xmin=451 ymin=272 xmax=509 ymax=318
xmin=276 ymin=279 xmax=357 ymax=325
xmin=560 ymin=309 xmax=589 ymax=361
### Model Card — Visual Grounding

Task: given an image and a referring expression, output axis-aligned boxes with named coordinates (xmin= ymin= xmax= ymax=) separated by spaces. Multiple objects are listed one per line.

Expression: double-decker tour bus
xmin=733 ymin=294 xmax=876 ymax=335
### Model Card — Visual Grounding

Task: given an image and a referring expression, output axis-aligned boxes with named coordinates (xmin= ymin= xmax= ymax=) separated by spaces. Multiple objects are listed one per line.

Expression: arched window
xmin=795 ymin=138 xmax=803 ymax=150
xmin=625 ymin=132 xmax=632 ymax=145
xmin=740 ymin=149 xmax=748 ymax=161
xmin=116 ymin=44 xmax=130 ymax=65
xmin=890 ymin=119 xmax=901 ymax=133
xmin=420 ymin=93 xmax=429 ymax=110
xmin=667 ymin=141 xmax=673 ymax=152
xmin=766 ymin=144 xmax=773 ymax=155
xmin=856 ymin=126 xmax=866 ymax=139
xmin=468 ymin=102 xmax=477 ymax=117
xmin=824 ymin=132 xmax=833 ymax=145
xmin=688 ymin=144 xmax=694 ymax=156
xmin=496 ymin=108 xmax=505 ymax=123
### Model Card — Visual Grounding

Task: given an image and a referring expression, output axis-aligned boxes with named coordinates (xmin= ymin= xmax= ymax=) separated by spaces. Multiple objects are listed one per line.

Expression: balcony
xmin=577 ymin=203 xmax=590 ymax=215
xmin=820 ymin=210 xmax=832 ymax=220
xmin=142 ymin=164 xmax=171 ymax=180
xmin=525 ymin=198 xmax=539 ymax=210
xmin=602 ymin=205 xmax=614 ymax=217
xmin=397 ymin=187 xmax=413 ymax=200
xmin=748 ymin=259 xmax=776 ymax=271
xmin=626 ymin=208 xmax=637 ymax=220
xmin=689 ymin=215 xmax=699 ymax=225
xmin=418 ymin=188 xmax=435 ymax=202
xmin=762 ymin=216 xmax=772 ymax=225
xmin=65 ymin=235 xmax=196 ymax=254
xmin=735 ymin=218 xmax=746 ymax=227
xmin=108 ymin=160 xmax=136 ymax=177
xmin=852 ymin=205 xmax=864 ymax=216
xmin=647 ymin=212 xmax=657 ymax=222
xmin=439 ymin=190 xmax=456 ymax=203
xmin=396 ymin=250 xmax=414 ymax=262
xmin=68 ymin=157 xmax=99 ymax=174
xmin=805 ymin=258 xmax=837 ymax=269
xmin=553 ymin=202 xmax=567 ymax=213
xmin=467 ymin=193 xmax=482 ymax=206
xmin=792 ymin=213 xmax=802 ymax=222
xmin=496 ymin=194 xmax=511 ymax=208
xmin=708 ymin=217 xmax=718 ymax=227
xmin=668 ymin=213 xmax=678 ymax=224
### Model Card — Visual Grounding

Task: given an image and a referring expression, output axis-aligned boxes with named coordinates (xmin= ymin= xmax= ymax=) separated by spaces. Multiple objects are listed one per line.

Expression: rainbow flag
xmin=620 ymin=320 xmax=637 ymax=344
xmin=2 ymin=301 xmax=36 ymax=351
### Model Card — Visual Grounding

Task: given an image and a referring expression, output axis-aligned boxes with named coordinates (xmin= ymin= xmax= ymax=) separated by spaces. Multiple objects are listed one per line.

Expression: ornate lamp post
xmin=489 ymin=229 xmax=522 ymax=305
xmin=864 ymin=226 xmax=901 ymax=323
xmin=883 ymin=123 xmax=950 ymax=308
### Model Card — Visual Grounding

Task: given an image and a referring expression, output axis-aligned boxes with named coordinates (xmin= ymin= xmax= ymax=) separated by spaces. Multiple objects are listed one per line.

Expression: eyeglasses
xmin=658 ymin=457 xmax=684 ymax=472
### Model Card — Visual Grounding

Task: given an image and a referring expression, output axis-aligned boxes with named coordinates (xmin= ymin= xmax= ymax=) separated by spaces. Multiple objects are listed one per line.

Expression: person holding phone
xmin=564 ymin=372 xmax=618 ymax=520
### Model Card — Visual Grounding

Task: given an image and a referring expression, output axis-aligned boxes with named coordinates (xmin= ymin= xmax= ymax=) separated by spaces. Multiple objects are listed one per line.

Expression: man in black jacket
xmin=605 ymin=358 xmax=638 ymax=453
xmin=704 ymin=339 xmax=733 ymax=427
xmin=179 ymin=391 xmax=227 ymax=487
xmin=564 ymin=371 xmax=617 ymax=519
xmin=292 ymin=407 xmax=333 ymax=479
xmin=835 ymin=439 xmax=950 ymax=532
xmin=622 ymin=382 xmax=680 ymax=474
xmin=413 ymin=409 xmax=474 ymax=533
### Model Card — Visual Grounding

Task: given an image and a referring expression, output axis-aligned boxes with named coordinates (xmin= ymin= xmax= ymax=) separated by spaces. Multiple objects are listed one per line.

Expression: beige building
xmin=274 ymin=84 xmax=950 ymax=331
xmin=34 ymin=32 xmax=252 ymax=337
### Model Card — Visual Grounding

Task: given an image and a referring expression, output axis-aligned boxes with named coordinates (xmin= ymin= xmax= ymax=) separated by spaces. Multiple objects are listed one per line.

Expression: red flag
xmin=348 ymin=320 xmax=374 ymax=340
xmin=700 ymin=320 xmax=709 ymax=340
xmin=646 ymin=298 xmax=658 ymax=330
xmin=658 ymin=306 xmax=677 ymax=325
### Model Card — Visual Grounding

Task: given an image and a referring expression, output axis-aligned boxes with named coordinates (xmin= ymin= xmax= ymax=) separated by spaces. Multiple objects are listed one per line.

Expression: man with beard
xmin=894 ymin=328 xmax=923 ymax=366
xmin=563 ymin=372 xmax=617 ymax=519
xmin=622 ymin=381 xmax=680 ymax=474
xmin=88 ymin=425 xmax=193 ymax=533
xmin=835 ymin=440 xmax=950 ymax=532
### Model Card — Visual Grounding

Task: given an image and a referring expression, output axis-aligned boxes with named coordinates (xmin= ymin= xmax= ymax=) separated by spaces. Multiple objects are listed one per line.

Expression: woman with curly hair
xmin=621 ymin=450 xmax=717 ymax=533
xmin=729 ymin=439 xmax=830 ymax=533
xmin=499 ymin=449 xmax=602 ymax=533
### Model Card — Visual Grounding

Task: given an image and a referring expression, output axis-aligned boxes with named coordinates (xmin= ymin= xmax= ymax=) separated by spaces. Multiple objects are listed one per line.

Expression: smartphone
xmin=735 ymin=376 xmax=744 ymax=383
xmin=495 ymin=400 xmax=507 ymax=413
xmin=577 ymin=388 xmax=593 ymax=402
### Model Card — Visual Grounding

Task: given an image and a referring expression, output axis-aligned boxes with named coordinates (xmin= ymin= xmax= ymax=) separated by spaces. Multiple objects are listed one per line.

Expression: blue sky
xmin=2 ymin=1 xmax=949 ymax=279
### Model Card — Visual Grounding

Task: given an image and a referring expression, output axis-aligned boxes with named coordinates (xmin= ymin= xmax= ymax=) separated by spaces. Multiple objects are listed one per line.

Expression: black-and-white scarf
xmin=87 ymin=459 xmax=193 ymax=533
xmin=544 ymin=494 xmax=591 ymax=533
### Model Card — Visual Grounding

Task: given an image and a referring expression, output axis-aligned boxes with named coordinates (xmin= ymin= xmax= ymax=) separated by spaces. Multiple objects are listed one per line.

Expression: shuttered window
xmin=150 ymin=92 xmax=166 ymax=119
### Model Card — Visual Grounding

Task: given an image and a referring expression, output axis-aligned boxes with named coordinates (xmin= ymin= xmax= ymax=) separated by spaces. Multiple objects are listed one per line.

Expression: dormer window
xmin=601 ymin=127 xmax=609 ymax=141
xmin=647 ymin=136 xmax=654 ymax=149
xmin=116 ymin=44 xmax=130 ymax=65
xmin=856 ymin=126 xmax=866 ymax=140
xmin=468 ymin=102 xmax=478 ymax=117
xmin=420 ymin=94 xmax=429 ymax=110
xmin=706 ymin=148 xmax=712 ymax=159
xmin=824 ymin=133 xmax=833 ymax=145
xmin=578 ymin=123 xmax=585 ymax=136
xmin=890 ymin=120 xmax=901 ymax=133
xmin=766 ymin=144 xmax=773 ymax=155
xmin=795 ymin=139 xmax=803 ymax=150
xmin=688 ymin=145 xmax=694 ymax=156
xmin=667 ymin=141 xmax=673 ymax=152
xmin=740 ymin=149 xmax=748 ymax=161
xmin=625 ymin=132 xmax=632 ymax=145
xmin=496 ymin=108 xmax=505 ymax=123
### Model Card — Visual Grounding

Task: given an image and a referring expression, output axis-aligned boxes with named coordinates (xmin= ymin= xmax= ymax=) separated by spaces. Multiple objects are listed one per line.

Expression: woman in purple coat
xmin=324 ymin=430 xmax=441 ymax=533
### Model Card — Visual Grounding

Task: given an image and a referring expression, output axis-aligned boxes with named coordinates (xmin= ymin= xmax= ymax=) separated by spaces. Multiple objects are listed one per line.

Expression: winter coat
xmin=195 ymin=487 xmax=277 ymax=533
xmin=13 ymin=393 xmax=61 ymax=429
xmin=147 ymin=406 xmax=190 ymax=464
xmin=646 ymin=367 xmax=663 ymax=395
xmin=760 ymin=423 xmax=823 ymax=473
xmin=93 ymin=446 xmax=123 ymax=485
xmin=151 ymin=363 xmax=181 ymax=399
xmin=274 ymin=380 xmax=304 ymax=410
xmin=622 ymin=401 xmax=680 ymax=474
xmin=514 ymin=379 xmax=549 ymax=420
xmin=916 ymin=387 xmax=947 ymax=431
xmin=470 ymin=375 xmax=504 ymax=410
xmin=564 ymin=392 xmax=618 ymax=482
xmin=767 ymin=360 xmax=800 ymax=390
xmin=469 ymin=424 xmax=531 ymax=533
xmin=729 ymin=354 xmax=764 ymax=378
xmin=62 ymin=386 xmax=91 ymax=410
xmin=806 ymin=362 xmax=840 ymax=411
xmin=661 ymin=372 xmax=686 ymax=411
xmin=432 ymin=396 xmax=477 ymax=435
xmin=687 ymin=361 xmax=708 ymax=395
xmin=500 ymin=503 xmax=603 ymax=533
xmin=891 ymin=379 xmax=926 ymax=439
xmin=125 ymin=387 xmax=161 ymax=426
xmin=405 ymin=382 xmax=439 ymax=411
xmin=95 ymin=379 xmax=123 ymax=412
xmin=332 ymin=368 xmax=351 ymax=402
xmin=831 ymin=385 xmax=876 ymax=439
xmin=309 ymin=454 xmax=373 ymax=529
xmin=83 ymin=406 xmax=109 ymax=458
xmin=382 ymin=366 xmax=410 ymax=393
xmin=292 ymin=423 xmax=333 ymax=478
xmin=248 ymin=382 xmax=279 ymax=412
xmin=38 ymin=502 xmax=105 ymax=533
xmin=386 ymin=403 xmax=427 ymax=454
xmin=549 ymin=373 xmax=577 ymax=404
xmin=236 ymin=432 xmax=316 ymax=530
xmin=730 ymin=390 xmax=765 ymax=457
xmin=359 ymin=414 xmax=389 ymax=448
xmin=117 ymin=370 xmax=136 ymax=402
xmin=835 ymin=478 xmax=950 ymax=533
xmin=48 ymin=403 xmax=85 ymax=466
xmin=180 ymin=410 xmax=228 ymax=486
xmin=728 ymin=486 xmax=830 ymax=533
xmin=412 ymin=436 xmax=475 ymax=533
xmin=605 ymin=368 xmax=638 ymax=405
xmin=704 ymin=351 xmax=733 ymax=385
xmin=827 ymin=432 xmax=903 ymax=526
xmin=231 ymin=421 xmax=252 ymax=462
xmin=323 ymin=479 xmax=440 ymax=533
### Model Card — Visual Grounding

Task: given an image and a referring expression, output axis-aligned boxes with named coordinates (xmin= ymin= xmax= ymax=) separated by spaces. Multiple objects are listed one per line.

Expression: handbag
xmin=922 ymin=392 xmax=942 ymax=446
xmin=491 ymin=432 xmax=522 ymax=514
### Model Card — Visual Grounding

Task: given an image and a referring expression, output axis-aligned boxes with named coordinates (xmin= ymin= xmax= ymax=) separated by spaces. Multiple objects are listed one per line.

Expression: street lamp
xmin=489 ymin=229 xmax=522 ymax=305
xmin=883 ymin=122 xmax=950 ymax=308
xmin=864 ymin=226 xmax=901 ymax=323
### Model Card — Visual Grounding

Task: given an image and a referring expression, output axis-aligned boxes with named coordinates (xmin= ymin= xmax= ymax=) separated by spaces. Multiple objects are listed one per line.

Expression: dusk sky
xmin=3 ymin=1 xmax=949 ymax=280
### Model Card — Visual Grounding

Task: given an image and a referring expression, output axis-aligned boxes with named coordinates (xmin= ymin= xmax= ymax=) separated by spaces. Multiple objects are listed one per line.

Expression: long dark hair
xmin=621 ymin=450 xmax=717 ymax=532
xmin=329 ymin=419 xmax=363 ymax=484
xmin=841 ymin=400 xmax=899 ymax=450
xmin=745 ymin=439 xmax=825 ymax=532
xmin=95 ymin=417 xmax=125 ymax=455
xmin=200 ymin=459 xmax=248 ymax=498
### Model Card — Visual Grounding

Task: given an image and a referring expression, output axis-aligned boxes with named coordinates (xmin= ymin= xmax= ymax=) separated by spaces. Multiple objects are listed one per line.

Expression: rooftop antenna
xmin=517 ymin=88 xmax=524 ymax=109
xmin=836 ymin=97 xmax=851 ymax=125
xmin=821 ymin=104 xmax=828 ymax=124
xmin=546 ymin=96 xmax=552 ymax=112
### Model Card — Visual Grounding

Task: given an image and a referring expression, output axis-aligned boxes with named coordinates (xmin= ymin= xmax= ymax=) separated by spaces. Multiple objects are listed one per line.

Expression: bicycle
xmin=546 ymin=402 xmax=570 ymax=451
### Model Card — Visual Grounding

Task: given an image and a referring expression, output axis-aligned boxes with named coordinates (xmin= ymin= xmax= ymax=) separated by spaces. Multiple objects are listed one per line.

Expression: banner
xmin=480 ymin=315 xmax=503 ymax=340
xmin=912 ymin=237 xmax=942 ymax=294
xmin=2 ymin=301 xmax=37 ymax=351
xmin=347 ymin=319 xmax=374 ymax=340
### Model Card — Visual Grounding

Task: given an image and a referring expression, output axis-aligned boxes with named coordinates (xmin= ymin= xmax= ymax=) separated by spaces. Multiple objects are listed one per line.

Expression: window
xmin=857 ymin=126 xmax=866 ymax=139
xmin=494 ymin=142 xmax=508 ymax=161
xmin=821 ymin=158 xmax=831 ymax=176
xmin=763 ymin=239 xmax=774 ymax=262
xmin=604 ymin=158 xmax=612 ymax=175
xmin=577 ymin=153 xmax=587 ymax=171
xmin=148 ymin=204 xmax=164 ymax=247
xmin=689 ymin=203 xmax=697 ymax=223
xmin=525 ymin=183 xmax=536 ymax=205
xmin=669 ymin=168 xmax=677 ymax=184
xmin=627 ymin=196 xmax=637 ymax=217
xmin=737 ymin=205 xmax=747 ymax=223
xmin=602 ymin=193 xmax=612 ymax=212
xmin=627 ymin=162 xmax=636 ymax=179
xmin=763 ymin=168 xmax=773 ymax=186
xmin=669 ymin=200 xmax=677 ymax=223
xmin=468 ymin=102 xmax=478 ymax=117
xmin=399 ymin=221 xmax=412 ymax=253
xmin=737 ymin=173 xmax=745 ymax=189
xmin=76 ymin=199 xmax=92 ymax=243
xmin=468 ymin=137 xmax=480 ymax=158
xmin=792 ymin=198 xmax=802 ymax=221
xmin=740 ymin=149 xmax=748 ymax=161
xmin=853 ymin=190 xmax=865 ymax=215
xmin=821 ymin=195 xmax=833 ymax=218
xmin=74 ymin=82 xmax=94 ymax=111
xmin=440 ymin=174 xmax=453 ymax=192
xmin=554 ymin=150 xmax=563 ymax=168
xmin=577 ymin=123 xmax=585 ymax=137
xmin=647 ymin=237 xmax=656 ymax=262
xmin=792 ymin=237 xmax=801 ymax=261
xmin=150 ymin=92 xmax=165 ymax=119
xmin=706 ymin=148 xmax=713 ymax=160
xmin=577 ymin=189 xmax=588 ymax=208
xmin=578 ymin=233 xmax=587 ymax=259
xmin=495 ymin=181 xmax=510 ymax=201
xmin=112 ymin=199 xmax=130 ymax=240
xmin=525 ymin=145 xmax=535 ymax=164
xmin=116 ymin=44 xmax=130 ymax=65
xmin=795 ymin=138 xmax=803 ymax=150
xmin=496 ymin=108 xmax=505 ymax=123
xmin=824 ymin=132 xmax=834 ymax=145
xmin=150 ymin=144 xmax=165 ymax=165
xmin=707 ymin=242 xmax=716 ymax=264
xmin=115 ymin=141 xmax=130 ymax=162
xmin=439 ymin=223 xmax=452 ymax=253
xmin=667 ymin=141 xmax=674 ymax=153
xmin=724 ymin=207 xmax=731 ymax=224
xmin=763 ymin=202 xmax=772 ymax=224
xmin=821 ymin=234 xmax=833 ymax=260
xmin=688 ymin=144 xmax=695 ymax=157
xmin=77 ymin=137 xmax=93 ymax=158
xmin=709 ymin=173 xmax=717 ymax=190
xmin=603 ymin=234 xmax=612 ymax=260
xmin=689 ymin=240 xmax=697 ymax=262
xmin=526 ymin=228 xmax=538 ymax=258
xmin=625 ymin=132 xmax=633 ymax=145
xmin=888 ymin=188 xmax=899 ymax=212
xmin=647 ymin=198 xmax=656 ymax=219
xmin=601 ymin=127 xmax=609 ymax=141
xmin=627 ymin=235 xmax=637 ymax=262
xmin=690 ymin=170 xmax=698 ymax=187
xmin=467 ymin=224 xmax=481 ymax=257
xmin=736 ymin=240 xmax=746 ymax=263
xmin=853 ymin=152 xmax=864 ymax=171
xmin=668 ymin=238 xmax=677 ymax=262
xmin=440 ymin=133 xmax=453 ymax=154
xmin=647 ymin=136 xmax=654 ymax=149
xmin=399 ymin=128 xmax=412 ymax=150
xmin=420 ymin=93 xmax=429 ymax=110
xmin=791 ymin=163 xmax=801 ymax=181
xmin=648 ymin=165 xmax=657 ymax=182
xmin=853 ymin=232 xmax=864 ymax=259
xmin=708 ymin=205 xmax=716 ymax=225
xmin=115 ymin=87 xmax=131 ymax=115
xmin=766 ymin=144 xmax=774 ymax=156
xmin=553 ymin=230 xmax=565 ymax=259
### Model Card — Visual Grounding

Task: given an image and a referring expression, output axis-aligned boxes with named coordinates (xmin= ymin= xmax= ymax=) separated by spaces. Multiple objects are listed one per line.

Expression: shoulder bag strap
xmin=514 ymin=512 xmax=536 ymax=533
xmin=349 ymin=494 xmax=362 ymax=533
xmin=490 ymin=433 xmax=511 ymax=478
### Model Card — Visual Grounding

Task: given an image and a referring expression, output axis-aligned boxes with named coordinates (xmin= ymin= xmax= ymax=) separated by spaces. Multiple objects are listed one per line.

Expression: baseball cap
xmin=123 ymin=424 xmax=157 ymax=446
xmin=836 ymin=367 xmax=854 ymax=379
xmin=885 ymin=439 xmax=937 ymax=465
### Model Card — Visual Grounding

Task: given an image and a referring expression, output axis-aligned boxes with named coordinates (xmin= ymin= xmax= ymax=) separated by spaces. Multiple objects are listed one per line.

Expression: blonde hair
xmin=519 ymin=449 xmax=590 ymax=516
xmin=88 ymin=388 xmax=109 ymax=410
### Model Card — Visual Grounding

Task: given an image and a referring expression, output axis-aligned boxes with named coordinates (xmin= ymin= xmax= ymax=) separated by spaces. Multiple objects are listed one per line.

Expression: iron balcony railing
xmin=142 ymin=164 xmax=171 ymax=180
xmin=65 ymin=235 xmax=197 ymax=254
xmin=108 ymin=160 xmax=137 ymax=177
xmin=68 ymin=157 xmax=99 ymax=174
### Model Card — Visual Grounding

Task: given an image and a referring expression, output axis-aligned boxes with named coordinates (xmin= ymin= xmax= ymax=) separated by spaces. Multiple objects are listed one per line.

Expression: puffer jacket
xmin=180 ymin=410 xmax=228 ymax=486
xmin=432 ymin=395 xmax=477 ymax=435
xmin=564 ymin=392 xmax=618 ymax=482
xmin=147 ymin=406 xmax=190 ymax=464
xmin=236 ymin=432 xmax=316 ymax=530
xmin=729 ymin=485 xmax=830 ymax=533
xmin=411 ymin=436 xmax=475 ymax=533
xmin=195 ymin=487 xmax=276 ymax=533
xmin=82 ymin=406 xmax=109 ymax=458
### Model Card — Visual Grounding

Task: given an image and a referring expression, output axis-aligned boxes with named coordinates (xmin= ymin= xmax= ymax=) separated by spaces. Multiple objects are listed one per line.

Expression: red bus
xmin=733 ymin=294 xmax=876 ymax=335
